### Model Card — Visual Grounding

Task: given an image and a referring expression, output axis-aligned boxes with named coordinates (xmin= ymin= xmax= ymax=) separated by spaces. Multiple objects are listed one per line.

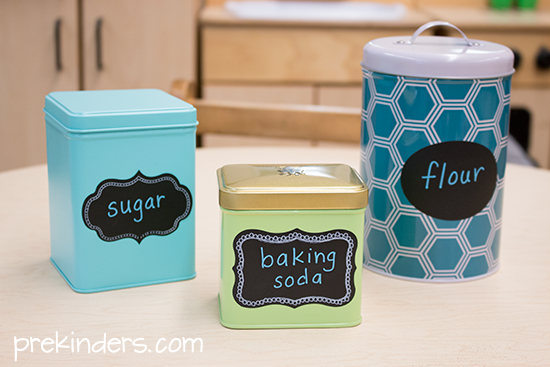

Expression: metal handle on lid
xmin=404 ymin=21 xmax=480 ymax=47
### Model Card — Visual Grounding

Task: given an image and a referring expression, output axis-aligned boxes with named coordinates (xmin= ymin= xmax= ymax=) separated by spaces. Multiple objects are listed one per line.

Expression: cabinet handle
xmin=511 ymin=48 xmax=522 ymax=70
xmin=536 ymin=46 xmax=550 ymax=70
xmin=54 ymin=19 xmax=62 ymax=71
xmin=95 ymin=18 xmax=103 ymax=71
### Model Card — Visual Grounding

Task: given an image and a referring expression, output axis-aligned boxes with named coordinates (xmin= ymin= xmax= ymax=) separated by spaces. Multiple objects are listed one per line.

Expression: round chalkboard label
xmin=400 ymin=141 xmax=497 ymax=221
xmin=82 ymin=171 xmax=192 ymax=243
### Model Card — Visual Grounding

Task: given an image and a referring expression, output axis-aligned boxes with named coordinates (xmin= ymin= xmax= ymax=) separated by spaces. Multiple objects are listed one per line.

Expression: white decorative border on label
xmin=233 ymin=229 xmax=356 ymax=308
xmin=82 ymin=172 xmax=192 ymax=243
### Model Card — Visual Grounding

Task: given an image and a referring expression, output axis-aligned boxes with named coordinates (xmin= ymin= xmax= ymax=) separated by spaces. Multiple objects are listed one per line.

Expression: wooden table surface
xmin=1 ymin=147 xmax=549 ymax=366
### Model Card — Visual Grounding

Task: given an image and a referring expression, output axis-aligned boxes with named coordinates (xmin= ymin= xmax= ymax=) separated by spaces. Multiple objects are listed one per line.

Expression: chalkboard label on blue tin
xmin=82 ymin=171 xmax=192 ymax=244
xmin=401 ymin=141 xmax=497 ymax=221
xmin=232 ymin=228 xmax=357 ymax=309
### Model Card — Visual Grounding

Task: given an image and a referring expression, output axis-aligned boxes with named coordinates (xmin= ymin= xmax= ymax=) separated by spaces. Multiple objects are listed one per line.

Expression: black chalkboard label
xmin=401 ymin=141 xmax=497 ymax=221
xmin=82 ymin=171 xmax=192 ymax=243
xmin=232 ymin=229 xmax=357 ymax=308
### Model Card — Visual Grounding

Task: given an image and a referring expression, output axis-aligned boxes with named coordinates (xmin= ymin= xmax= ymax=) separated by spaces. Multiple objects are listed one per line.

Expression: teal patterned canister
xmin=360 ymin=22 xmax=515 ymax=282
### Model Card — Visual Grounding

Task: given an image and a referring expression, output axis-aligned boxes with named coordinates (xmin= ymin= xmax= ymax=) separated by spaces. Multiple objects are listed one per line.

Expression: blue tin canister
xmin=360 ymin=22 xmax=515 ymax=282
xmin=44 ymin=89 xmax=198 ymax=292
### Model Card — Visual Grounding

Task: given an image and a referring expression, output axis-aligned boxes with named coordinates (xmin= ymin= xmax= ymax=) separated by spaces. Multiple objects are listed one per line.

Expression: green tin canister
xmin=217 ymin=164 xmax=369 ymax=329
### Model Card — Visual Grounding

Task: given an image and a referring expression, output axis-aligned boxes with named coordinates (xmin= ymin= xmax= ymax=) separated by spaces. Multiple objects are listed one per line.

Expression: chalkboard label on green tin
xmin=401 ymin=141 xmax=497 ymax=221
xmin=82 ymin=171 xmax=192 ymax=244
xmin=232 ymin=229 xmax=357 ymax=308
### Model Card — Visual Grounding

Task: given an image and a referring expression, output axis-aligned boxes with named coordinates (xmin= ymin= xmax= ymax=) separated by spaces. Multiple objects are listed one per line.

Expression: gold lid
xmin=217 ymin=164 xmax=369 ymax=210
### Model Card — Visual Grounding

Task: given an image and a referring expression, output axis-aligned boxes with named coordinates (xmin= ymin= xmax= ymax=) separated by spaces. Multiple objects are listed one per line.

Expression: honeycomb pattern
xmin=361 ymin=70 xmax=511 ymax=282
xmin=393 ymin=214 xmax=429 ymax=249
xmin=371 ymin=103 xmax=399 ymax=140
xmin=427 ymin=238 xmax=465 ymax=271
xmin=433 ymin=109 xmax=473 ymax=142
xmin=366 ymin=227 xmax=392 ymax=263
xmin=397 ymin=84 xmax=437 ymax=123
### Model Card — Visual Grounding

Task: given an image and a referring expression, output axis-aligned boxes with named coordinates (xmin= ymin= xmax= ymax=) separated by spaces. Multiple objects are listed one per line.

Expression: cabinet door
xmin=0 ymin=0 xmax=79 ymax=171
xmin=82 ymin=0 xmax=197 ymax=91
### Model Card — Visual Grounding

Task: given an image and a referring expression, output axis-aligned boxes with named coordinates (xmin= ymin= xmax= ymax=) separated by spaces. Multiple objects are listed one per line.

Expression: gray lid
xmin=362 ymin=21 xmax=515 ymax=79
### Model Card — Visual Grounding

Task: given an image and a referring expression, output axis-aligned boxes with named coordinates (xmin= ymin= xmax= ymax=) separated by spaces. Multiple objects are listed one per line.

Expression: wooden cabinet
xmin=199 ymin=6 xmax=431 ymax=147
xmin=201 ymin=7 xmax=431 ymax=87
xmin=317 ymin=86 xmax=362 ymax=108
xmin=82 ymin=0 xmax=197 ymax=91
xmin=201 ymin=84 xmax=315 ymax=146
xmin=0 ymin=0 xmax=79 ymax=172
xmin=0 ymin=0 xmax=197 ymax=172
